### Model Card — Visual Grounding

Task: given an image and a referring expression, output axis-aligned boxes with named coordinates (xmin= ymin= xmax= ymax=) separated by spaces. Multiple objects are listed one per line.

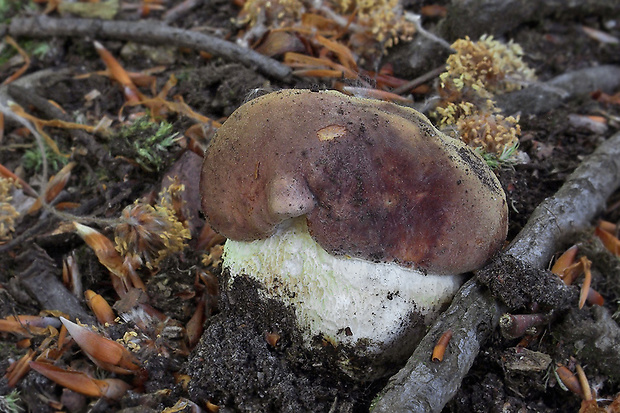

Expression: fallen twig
xmin=371 ymin=131 xmax=620 ymax=412
xmin=7 ymin=16 xmax=291 ymax=81
xmin=392 ymin=64 xmax=446 ymax=96
xmin=507 ymin=132 xmax=620 ymax=267
xmin=371 ymin=278 xmax=503 ymax=413
xmin=162 ymin=0 xmax=204 ymax=24
xmin=496 ymin=65 xmax=620 ymax=116
xmin=405 ymin=12 xmax=453 ymax=51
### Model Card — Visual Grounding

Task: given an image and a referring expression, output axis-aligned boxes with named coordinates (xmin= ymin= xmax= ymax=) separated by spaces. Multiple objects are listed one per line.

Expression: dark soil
xmin=1 ymin=0 xmax=620 ymax=412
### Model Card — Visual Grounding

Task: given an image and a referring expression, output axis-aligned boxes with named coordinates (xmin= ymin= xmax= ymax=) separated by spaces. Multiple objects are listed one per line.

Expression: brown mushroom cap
xmin=200 ymin=89 xmax=508 ymax=275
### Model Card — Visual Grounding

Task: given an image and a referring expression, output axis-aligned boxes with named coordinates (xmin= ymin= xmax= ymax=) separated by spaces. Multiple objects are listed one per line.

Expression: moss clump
xmin=435 ymin=100 xmax=521 ymax=156
xmin=0 ymin=390 xmax=23 ymax=413
xmin=440 ymin=35 xmax=536 ymax=99
xmin=114 ymin=202 xmax=190 ymax=269
xmin=0 ymin=0 xmax=35 ymax=24
xmin=332 ymin=0 xmax=415 ymax=46
xmin=114 ymin=179 xmax=190 ymax=269
xmin=113 ymin=116 xmax=180 ymax=173
xmin=21 ymin=143 xmax=68 ymax=174
xmin=434 ymin=35 xmax=535 ymax=161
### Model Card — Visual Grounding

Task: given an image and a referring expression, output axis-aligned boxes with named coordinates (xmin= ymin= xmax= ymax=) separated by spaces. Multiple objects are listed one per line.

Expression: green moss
xmin=25 ymin=40 xmax=51 ymax=59
xmin=475 ymin=141 xmax=520 ymax=170
xmin=174 ymin=70 xmax=191 ymax=83
xmin=113 ymin=116 xmax=180 ymax=172
xmin=0 ymin=0 xmax=37 ymax=23
xmin=21 ymin=143 xmax=69 ymax=174
xmin=0 ymin=390 xmax=23 ymax=413
xmin=1 ymin=39 xmax=50 ymax=65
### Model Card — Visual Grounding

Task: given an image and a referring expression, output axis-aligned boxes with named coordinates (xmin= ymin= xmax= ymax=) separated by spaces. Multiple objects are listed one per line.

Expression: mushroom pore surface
xmin=200 ymin=89 xmax=508 ymax=275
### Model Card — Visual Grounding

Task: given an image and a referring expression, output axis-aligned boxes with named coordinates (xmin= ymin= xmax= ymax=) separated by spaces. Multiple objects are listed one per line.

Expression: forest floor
xmin=1 ymin=0 xmax=620 ymax=412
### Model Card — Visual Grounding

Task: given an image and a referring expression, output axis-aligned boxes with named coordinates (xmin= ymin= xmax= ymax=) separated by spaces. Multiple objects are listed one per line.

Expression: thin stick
xmin=6 ymin=84 xmax=114 ymax=170
xmin=163 ymin=0 xmax=204 ymax=24
xmin=0 ymin=102 xmax=48 ymax=192
xmin=404 ymin=12 xmax=454 ymax=51
xmin=392 ymin=65 xmax=446 ymax=95
xmin=7 ymin=16 xmax=291 ymax=81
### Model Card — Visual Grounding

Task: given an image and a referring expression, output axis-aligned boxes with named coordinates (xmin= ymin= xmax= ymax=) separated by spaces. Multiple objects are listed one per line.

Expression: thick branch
xmin=371 ymin=131 xmax=620 ymax=412
xmin=507 ymin=133 xmax=620 ymax=267
xmin=371 ymin=278 xmax=502 ymax=412
xmin=6 ymin=16 xmax=291 ymax=81
xmin=496 ymin=65 xmax=620 ymax=116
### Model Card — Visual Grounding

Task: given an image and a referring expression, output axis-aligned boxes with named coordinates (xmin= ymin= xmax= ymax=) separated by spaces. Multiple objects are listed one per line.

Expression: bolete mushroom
xmin=200 ymin=89 xmax=507 ymax=380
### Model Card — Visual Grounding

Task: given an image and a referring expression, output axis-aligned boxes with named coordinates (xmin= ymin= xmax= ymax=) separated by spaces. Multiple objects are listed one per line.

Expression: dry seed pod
xmin=200 ymin=89 xmax=508 ymax=379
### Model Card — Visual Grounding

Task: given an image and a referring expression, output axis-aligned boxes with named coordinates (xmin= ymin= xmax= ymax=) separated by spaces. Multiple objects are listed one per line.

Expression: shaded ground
xmin=1 ymin=0 xmax=620 ymax=412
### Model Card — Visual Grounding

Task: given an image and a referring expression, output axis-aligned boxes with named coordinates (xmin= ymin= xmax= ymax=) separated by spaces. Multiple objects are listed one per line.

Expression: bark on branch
xmin=496 ymin=65 xmax=620 ymax=116
xmin=5 ymin=16 xmax=291 ymax=81
xmin=371 ymin=131 xmax=620 ymax=412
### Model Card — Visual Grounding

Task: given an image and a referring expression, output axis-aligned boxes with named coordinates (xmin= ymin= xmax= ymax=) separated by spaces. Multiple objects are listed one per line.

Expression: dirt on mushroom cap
xmin=200 ymin=89 xmax=508 ymax=275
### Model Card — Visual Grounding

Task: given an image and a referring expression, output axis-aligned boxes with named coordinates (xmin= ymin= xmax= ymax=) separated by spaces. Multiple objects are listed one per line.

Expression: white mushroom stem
xmin=223 ymin=218 xmax=465 ymax=354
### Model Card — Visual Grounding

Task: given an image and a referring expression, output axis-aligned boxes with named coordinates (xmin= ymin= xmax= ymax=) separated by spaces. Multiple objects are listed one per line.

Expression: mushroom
xmin=200 ymin=89 xmax=507 ymax=380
